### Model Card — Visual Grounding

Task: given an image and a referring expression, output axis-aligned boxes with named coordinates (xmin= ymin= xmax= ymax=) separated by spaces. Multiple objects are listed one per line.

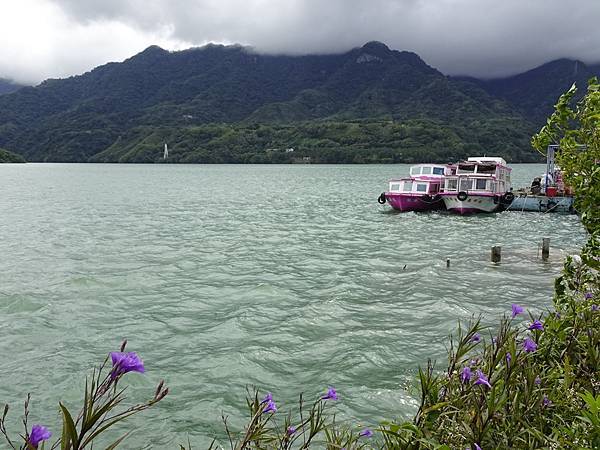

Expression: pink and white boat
xmin=378 ymin=164 xmax=450 ymax=212
xmin=440 ymin=157 xmax=514 ymax=214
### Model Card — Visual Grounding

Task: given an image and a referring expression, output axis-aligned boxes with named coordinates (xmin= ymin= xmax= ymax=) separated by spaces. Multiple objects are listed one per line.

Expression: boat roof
xmin=410 ymin=163 xmax=449 ymax=169
xmin=466 ymin=156 xmax=507 ymax=165
xmin=389 ymin=177 xmax=440 ymax=182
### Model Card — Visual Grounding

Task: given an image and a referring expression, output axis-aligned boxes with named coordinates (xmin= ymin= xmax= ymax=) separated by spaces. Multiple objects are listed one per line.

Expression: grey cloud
xmin=52 ymin=0 xmax=600 ymax=77
xmin=5 ymin=0 xmax=600 ymax=84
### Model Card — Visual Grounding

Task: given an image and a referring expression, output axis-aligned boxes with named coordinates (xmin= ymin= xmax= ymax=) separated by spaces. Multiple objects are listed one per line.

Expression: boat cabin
xmin=408 ymin=164 xmax=449 ymax=177
xmin=388 ymin=178 xmax=442 ymax=195
xmin=443 ymin=157 xmax=511 ymax=194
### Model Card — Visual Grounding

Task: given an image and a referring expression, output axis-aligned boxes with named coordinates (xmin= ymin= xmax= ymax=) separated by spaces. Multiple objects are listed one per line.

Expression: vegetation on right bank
xmin=390 ymin=76 xmax=600 ymax=449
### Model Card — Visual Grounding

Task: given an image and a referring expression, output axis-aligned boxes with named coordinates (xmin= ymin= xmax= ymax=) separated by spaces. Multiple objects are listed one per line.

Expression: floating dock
xmin=506 ymin=145 xmax=576 ymax=214
xmin=507 ymin=192 xmax=575 ymax=214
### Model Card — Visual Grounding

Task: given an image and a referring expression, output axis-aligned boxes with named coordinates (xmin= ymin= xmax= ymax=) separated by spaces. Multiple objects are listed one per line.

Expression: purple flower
xmin=359 ymin=428 xmax=373 ymax=438
xmin=592 ymin=304 xmax=599 ymax=312
xmin=263 ymin=400 xmax=277 ymax=413
xmin=28 ymin=425 xmax=51 ymax=449
xmin=474 ymin=370 xmax=491 ymax=389
xmin=542 ymin=395 xmax=552 ymax=407
xmin=461 ymin=366 xmax=472 ymax=384
xmin=110 ymin=352 xmax=145 ymax=379
xmin=470 ymin=333 xmax=481 ymax=343
xmin=534 ymin=376 xmax=541 ymax=385
xmin=528 ymin=320 xmax=544 ymax=331
xmin=286 ymin=426 xmax=297 ymax=436
xmin=585 ymin=292 xmax=593 ymax=300
xmin=261 ymin=392 xmax=273 ymax=404
xmin=322 ymin=387 xmax=338 ymax=401
xmin=506 ymin=352 xmax=512 ymax=366
xmin=523 ymin=337 xmax=538 ymax=353
xmin=511 ymin=304 xmax=524 ymax=318
xmin=474 ymin=444 xmax=482 ymax=450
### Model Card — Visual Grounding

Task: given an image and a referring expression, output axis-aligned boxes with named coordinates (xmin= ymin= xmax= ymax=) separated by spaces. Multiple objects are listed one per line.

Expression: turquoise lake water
xmin=0 ymin=163 xmax=587 ymax=448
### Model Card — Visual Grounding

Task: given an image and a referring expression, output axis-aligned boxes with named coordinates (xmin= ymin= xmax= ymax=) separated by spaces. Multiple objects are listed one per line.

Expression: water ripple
xmin=0 ymin=163 xmax=587 ymax=448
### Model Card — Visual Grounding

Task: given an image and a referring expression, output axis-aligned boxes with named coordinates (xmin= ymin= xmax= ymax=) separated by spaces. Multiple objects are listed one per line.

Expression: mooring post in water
xmin=542 ymin=238 xmax=550 ymax=261
xmin=491 ymin=246 xmax=501 ymax=263
xmin=446 ymin=258 xmax=450 ymax=268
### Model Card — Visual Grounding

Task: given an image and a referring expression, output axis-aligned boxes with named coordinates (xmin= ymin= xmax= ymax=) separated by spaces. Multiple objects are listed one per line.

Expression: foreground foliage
xmin=0 ymin=341 xmax=167 ymax=449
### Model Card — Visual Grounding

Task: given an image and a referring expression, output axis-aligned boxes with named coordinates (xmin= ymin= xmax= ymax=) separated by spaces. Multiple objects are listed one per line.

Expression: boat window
xmin=409 ymin=167 xmax=420 ymax=176
xmin=446 ymin=179 xmax=458 ymax=191
xmin=421 ymin=166 xmax=432 ymax=175
xmin=430 ymin=183 xmax=439 ymax=194
xmin=475 ymin=179 xmax=487 ymax=190
xmin=457 ymin=163 xmax=476 ymax=174
xmin=477 ymin=164 xmax=496 ymax=174
xmin=416 ymin=183 xmax=427 ymax=192
xmin=390 ymin=183 xmax=401 ymax=191
xmin=403 ymin=181 xmax=413 ymax=192
xmin=432 ymin=167 xmax=445 ymax=175
xmin=460 ymin=179 xmax=471 ymax=191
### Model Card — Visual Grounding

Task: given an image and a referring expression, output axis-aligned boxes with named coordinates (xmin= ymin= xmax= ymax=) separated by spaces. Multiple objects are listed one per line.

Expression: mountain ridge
xmin=464 ymin=58 xmax=600 ymax=124
xmin=0 ymin=42 xmax=595 ymax=163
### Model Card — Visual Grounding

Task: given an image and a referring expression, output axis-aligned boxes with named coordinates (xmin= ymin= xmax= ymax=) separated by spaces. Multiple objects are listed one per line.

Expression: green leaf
xmin=82 ymin=389 xmax=126 ymax=435
xmin=421 ymin=402 xmax=449 ymax=415
xmin=60 ymin=402 xmax=79 ymax=449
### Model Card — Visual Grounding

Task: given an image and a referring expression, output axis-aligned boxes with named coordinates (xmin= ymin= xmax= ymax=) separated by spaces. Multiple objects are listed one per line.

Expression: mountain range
xmin=0 ymin=42 xmax=597 ymax=163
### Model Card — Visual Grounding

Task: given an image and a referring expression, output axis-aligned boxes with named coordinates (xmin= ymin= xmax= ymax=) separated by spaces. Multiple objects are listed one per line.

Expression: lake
xmin=0 ymin=163 xmax=587 ymax=448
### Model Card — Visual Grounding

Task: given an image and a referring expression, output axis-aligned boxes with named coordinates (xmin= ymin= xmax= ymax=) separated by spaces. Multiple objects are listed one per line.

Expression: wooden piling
xmin=542 ymin=238 xmax=550 ymax=261
xmin=491 ymin=246 xmax=501 ymax=263
xmin=446 ymin=258 xmax=451 ymax=268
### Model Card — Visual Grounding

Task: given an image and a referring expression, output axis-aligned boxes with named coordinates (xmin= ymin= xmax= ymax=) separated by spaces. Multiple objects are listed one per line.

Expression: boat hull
xmin=385 ymin=193 xmax=444 ymax=212
xmin=442 ymin=194 xmax=501 ymax=214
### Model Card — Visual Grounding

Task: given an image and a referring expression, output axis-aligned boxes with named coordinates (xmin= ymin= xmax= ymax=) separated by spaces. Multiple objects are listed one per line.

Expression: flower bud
xmin=155 ymin=380 xmax=165 ymax=399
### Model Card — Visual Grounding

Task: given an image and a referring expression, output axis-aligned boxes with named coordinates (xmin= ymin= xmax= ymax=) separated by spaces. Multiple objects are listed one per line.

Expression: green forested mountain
xmin=0 ymin=42 xmax=587 ymax=163
xmin=465 ymin=59 xmax=600 ymax=126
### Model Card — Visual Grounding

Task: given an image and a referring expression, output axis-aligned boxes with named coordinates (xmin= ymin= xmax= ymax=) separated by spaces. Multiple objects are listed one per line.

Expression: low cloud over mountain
xmin=2 ymin=0 xmax=600 ymax=84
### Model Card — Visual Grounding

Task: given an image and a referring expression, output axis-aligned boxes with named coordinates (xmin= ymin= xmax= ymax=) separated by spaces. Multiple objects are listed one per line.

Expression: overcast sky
xmin=1 ymin=0 xmax=599 ymax=84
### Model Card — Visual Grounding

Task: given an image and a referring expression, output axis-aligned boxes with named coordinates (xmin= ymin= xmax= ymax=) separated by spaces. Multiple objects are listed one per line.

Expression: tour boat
xmin=440 ymin=157 xmax=514 ymax=214
xmin=378 ymin=164 xmax=450 ymax=212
